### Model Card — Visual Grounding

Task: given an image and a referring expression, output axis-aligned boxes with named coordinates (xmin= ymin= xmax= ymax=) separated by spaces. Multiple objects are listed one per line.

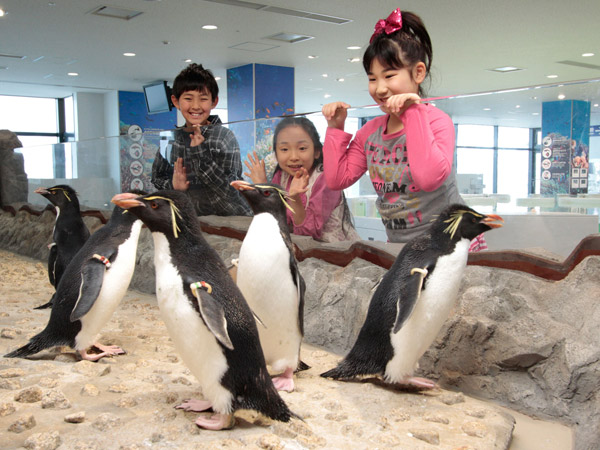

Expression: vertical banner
xmin=118 ymin=91 xmax=177 ymax=192
xmin=541 ymin=100 xmax=590 ymax=196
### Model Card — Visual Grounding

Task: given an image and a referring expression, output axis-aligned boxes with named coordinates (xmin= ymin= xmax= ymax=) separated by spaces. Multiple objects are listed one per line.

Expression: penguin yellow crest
xmin=442 ymin=209 xmax=483 ymax=239
xmin=144 ymin=195 xmax=183 ymax=238
xmin=49 ymin=187 xmax=72 ymax=202
xmin=254 ymin=184 xmax=296 ymax=214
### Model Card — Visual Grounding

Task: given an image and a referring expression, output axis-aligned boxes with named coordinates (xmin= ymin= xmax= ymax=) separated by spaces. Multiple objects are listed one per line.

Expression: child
xmin=244 ymin=116 xmax=360 ymax=243
xmin=322 ymin=8 xmax=485 ymax=248
xmin=151 ymin=63 xmax=251 ymax=216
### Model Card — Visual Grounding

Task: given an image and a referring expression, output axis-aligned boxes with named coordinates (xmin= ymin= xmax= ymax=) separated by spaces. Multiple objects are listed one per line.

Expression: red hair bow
xmin=370 ymin=8 xmax=403 ymax=43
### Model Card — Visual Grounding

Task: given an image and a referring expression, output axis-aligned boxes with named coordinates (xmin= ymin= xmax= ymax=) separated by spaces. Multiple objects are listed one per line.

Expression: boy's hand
xmin=384 ymin=93 xmax=421 ymax=116
xmin=243 ymin=151 xmax=268 ymax=183
xmin=172 ymin=157 xmax=190 ymax=191
xmin=189 ymin=125 xmax=205 ymax=147
xmin=322 ymin=102 xmax=350 ymax=130
xmin=288 ymin=168 xmax=309 ymax=198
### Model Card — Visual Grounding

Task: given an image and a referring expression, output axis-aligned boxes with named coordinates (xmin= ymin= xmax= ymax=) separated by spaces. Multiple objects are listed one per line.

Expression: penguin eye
xmin=263 ymin=190 xmax=272 ymax=197
xmin=150 ymin=201 xmax=159 ymax=209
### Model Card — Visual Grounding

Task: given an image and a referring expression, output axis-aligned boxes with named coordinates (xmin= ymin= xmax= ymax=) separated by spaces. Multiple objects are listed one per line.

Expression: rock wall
xmin=1 ymin=208 xmax=599 ymax=449
xmin=0 ymin=130 xmax=28 ymax=206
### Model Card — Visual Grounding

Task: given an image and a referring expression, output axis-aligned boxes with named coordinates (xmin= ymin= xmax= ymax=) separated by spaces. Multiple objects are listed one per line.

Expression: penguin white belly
xmin=152 ymin=233 xmax=232 ymax=414
xmin=237 ymin=214 xmax=300 ymax=373
xmin=76 ymin=221 xmax=143 ymax=350
xmin=385 ymin=239 xmax=470 ymax=383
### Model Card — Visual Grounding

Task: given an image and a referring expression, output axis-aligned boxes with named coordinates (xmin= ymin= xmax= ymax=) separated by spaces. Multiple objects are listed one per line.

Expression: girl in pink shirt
xmin=244 ymin=117 xmax=360 ymax=243
xmin=322 ymin=8 xmax=486 ymax=249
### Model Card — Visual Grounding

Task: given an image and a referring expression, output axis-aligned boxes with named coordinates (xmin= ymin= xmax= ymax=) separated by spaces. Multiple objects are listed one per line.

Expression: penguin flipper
xmin=48 ymin=243 xmax=58 ymax=287
xmin=288 ymin=246 xmax=306 ymax=336
xmin=392 ymin=265 xmax=430 ymax=334
xmin=70 ymin=253 xmax=114 ymax=322
xmin=189 ymin=283 xmax=234 ymax=351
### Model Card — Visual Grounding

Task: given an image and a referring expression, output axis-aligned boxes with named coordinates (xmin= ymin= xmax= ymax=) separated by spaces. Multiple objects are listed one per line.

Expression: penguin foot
xmin=398 ymin=376 xmax=438 ymax=390
xmin=176 ymin=398 xmax=213 ymax=412
xmin=195 ymin=413 xmax=235 ymax=430
xmin=79 ymin=344 xmax=125 ymax=361
xmin=272 ymin=367 xmax=295 ymax=392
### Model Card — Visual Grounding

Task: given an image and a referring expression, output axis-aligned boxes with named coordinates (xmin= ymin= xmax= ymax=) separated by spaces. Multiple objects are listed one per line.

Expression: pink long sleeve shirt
xmin=323 ymin=103 xmax=463 ymax=243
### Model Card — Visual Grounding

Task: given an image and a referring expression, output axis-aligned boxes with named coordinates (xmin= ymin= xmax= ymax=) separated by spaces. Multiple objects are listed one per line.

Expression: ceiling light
xmin=308 ymin=55 xmax=318 ymax=59
xmin=266 ymin=32 xmax=314 ymax=43
xmin=215 ymin=76 xmax=221 ymax=81
xmin=347 ymin=46 xmax=361 ymax=50
xmin=582 ymin=53 xmax=594 ymax=57
xmin=324 ymin=94 xmax=331 ymax=98
xmin=336 ymin=78 xmax=345 ymax=82
xmin=546 ymin=74 xmax=558 ymax=78
xmin=322 ymin=73 xmax=328 ymax=78
xmin=184 ymin=58 xmax=192 ymax=62
xmin=67 ymin=72 xmax=79 ymax=76
xmin=516 ymin=105 xmax=520 ymax=108
xmin=488 ymin=66 xmax=523 ymax=73
xmin=0 ymin=8 xmax=5 ymax=17
xmin=532 ymin=112 xmax=539 ymax=116
xmin=558 ymin=94 xmax=566 ymax=100
xmin=347 ymin=57 xmax=361 ymax=63
xmin=91 ymin=6 xmax=143 ymax=20
xmin=123 ymin=52 xmax=136 ymax=57
xmin=594 ymin=104 xmax=599 ymax=107
xmin=483 ymin=108 xmax=491 ymax=111
xmin=202 ymin=25 xmax=218 ymax=30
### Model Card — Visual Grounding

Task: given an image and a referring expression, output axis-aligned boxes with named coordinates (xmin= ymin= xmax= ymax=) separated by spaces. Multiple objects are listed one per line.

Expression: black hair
xmin=171 ymin=63 xmax=219 ymax=100
xmin=272 ymin=116 xmax=323 ymax=172
xmin=362 ymin=11 xmax=432 ymax=97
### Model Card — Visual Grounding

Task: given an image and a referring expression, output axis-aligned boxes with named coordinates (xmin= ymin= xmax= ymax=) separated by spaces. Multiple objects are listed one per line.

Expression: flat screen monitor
xmin=143 ymin=81 xmax=172 ymax=114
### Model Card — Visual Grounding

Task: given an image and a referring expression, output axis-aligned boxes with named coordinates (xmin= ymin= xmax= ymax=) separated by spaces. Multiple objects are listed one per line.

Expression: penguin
xmin=231 ymin=180 xmax=306 ymax=392
xmin=5 ymin=200 xmax=144 ymax=361
xmin=110 ymin=189 xmax=294 ymax=430
xmin=321 ymin=204 xmax=503 ymax=389
xmin=34 ymin=185 xmax=90 ymax=309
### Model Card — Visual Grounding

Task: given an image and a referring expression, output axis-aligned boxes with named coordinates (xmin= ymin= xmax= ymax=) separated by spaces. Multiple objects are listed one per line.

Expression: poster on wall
xmin=118 ymin=91 xmax=177 ymax=192
xmin=541 ymin=100 xmax=590 ymax=196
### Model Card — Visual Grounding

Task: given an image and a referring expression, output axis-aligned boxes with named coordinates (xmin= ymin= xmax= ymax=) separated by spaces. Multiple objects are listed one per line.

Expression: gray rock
xmin=0 ymin=130 xmax=28 ymax=205
xmin=23 ymin=430 xmax=62 ymax=450
xmin=41 ymin=389 xmax=71 ymax=409
xmin=8 ymin=414 xmax=36 ymax=433
xmin=64 ymin=411 xmax=86 ymax=423
xmin=14 ymin=386 xmax=42 ymax=403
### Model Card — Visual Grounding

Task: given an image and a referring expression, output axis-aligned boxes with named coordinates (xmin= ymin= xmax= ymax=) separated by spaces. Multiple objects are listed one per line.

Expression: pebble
xmin=64 ymin=411 xmax=86 ymax=423
xmin=8 ymin=414 xmax=36 ymax=433
xmin=14 ymin=386 xmax=43 ymax=403
xmin=38 ymin=377 xmax=59 ymax=388
xmin=1 ymin=328 xmax=18 ymax=339
xmin=72 ymin=361 xmax=111 ymax=377
xmin=108 ymin=384 xmax=128 ymax=393
xmin=257 ymin=433 xmax=284 ymax=450
xmin=80 ymin=384 xmax=100 ymax=397
xmin=92 ymin=412 xmax=121 ymax=431
xmin=41 ymin=389 xmax=71 ymax=409
xmin=438 ymin=391 xmax=466 ymax=405
xmin=462 ymin=420 xmax=488 ymax=437
xmin=409 ymin=428 xmax=440 ymax=445
xmin=0 ymin=378 xmax=21 ymax=390
xmin=0 ymin=368 xmax=25 ymax=378
xmin=115 ymin=396 xmax=138 ymax=408
xmin=23 ymin=430 xmax=62 ymax=450
xmin=423 ymin=412 xmax=450 ymax=424
xmin=0 ymin=401 xmax=17 ymax=416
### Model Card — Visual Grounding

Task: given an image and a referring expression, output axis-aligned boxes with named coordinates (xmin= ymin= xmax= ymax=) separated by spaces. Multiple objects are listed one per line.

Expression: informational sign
xmin=541 ymin=100 xmax=590 ymax=195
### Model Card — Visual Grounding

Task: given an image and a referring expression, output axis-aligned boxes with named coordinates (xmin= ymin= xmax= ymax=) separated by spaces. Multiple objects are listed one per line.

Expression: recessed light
xmin=67 ymin=72 xmax=79 ymax=76
xmin=215 ymin=76 xmax=221 ymax=81
xmin=347 ymin=57 xmax=361 ymax=63
xmin=546 ymin=74 xmax=558 ymax=78
xmin=308 ymin=55 xmax=318 ymax=59
xmin=324 ymin=94 xmax=331 ymax=98
xmin=558 ymin=94 xmax=566 ymax=100
xmin=184 ymin=58 xmax=192 ymax=63
xmin=0 ymin=8 xmax=5 ymax=17
xmin=516 ymin=105 xmax=520 ymax=108
xmin=336 ymin=78 xmax=345 ymax=82
xmin=582 ymin=53 xmax=594 ymax=57
xmin=347 ymin=46 xmax=361 ymax=50
xmin=594 ymin=103 xmax=599 ymax=107
xmin=123 ymin=52 xmax=136 ymax=57
xmin=488 ymin=66 xmax=523 ymax=73
xmin=532 ymin=112 xmax=539 ymax=115
xmin=322 ymin=73 xmax=328 ymax=78
xmin=202 ymin=25 xmax=218 ymax=30
xmin=483 ymin=108 xmax=491 ymax=111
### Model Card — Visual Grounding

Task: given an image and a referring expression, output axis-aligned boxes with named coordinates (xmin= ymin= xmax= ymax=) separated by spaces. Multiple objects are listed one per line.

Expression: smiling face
xmin=172 ymin=89 xmax=218 ymax=127
xmin=367 ymin=58 xmax=423 ymax=114
xmin=274 ymin=125 xmax=319 ymax=177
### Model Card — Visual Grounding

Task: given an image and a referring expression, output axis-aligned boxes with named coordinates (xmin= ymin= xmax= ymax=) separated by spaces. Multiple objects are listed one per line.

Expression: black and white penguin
xmin=111 ymin=190 xmax=294 ymax=430
xmin=5 ymin=201 xmax=143 ymax=361
xmin=321 ymin=204 xmax=503 ymax=389
xmin=34 ymin=185 xmax=90 ymax=309
xmin=231 ymin=180 xmax=306 ymax=392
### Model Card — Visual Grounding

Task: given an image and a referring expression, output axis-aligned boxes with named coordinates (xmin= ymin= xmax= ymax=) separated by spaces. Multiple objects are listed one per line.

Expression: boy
xmin=151 ymin=63 xmax=251 ymax=216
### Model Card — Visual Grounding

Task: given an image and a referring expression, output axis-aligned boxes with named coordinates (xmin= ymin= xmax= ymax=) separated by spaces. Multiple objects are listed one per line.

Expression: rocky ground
xmin=0 ymin=250 xmax=571 ymax=450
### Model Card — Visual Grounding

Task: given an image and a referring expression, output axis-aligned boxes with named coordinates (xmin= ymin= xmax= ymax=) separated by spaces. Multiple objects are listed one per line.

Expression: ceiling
xmin=1 ymin=0 xmax=599 ymax=128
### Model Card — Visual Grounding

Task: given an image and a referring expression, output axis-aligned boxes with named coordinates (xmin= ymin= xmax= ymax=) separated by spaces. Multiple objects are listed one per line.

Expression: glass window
xmin=498 ymin=127 xmax=530 ymax=149
xmin=14 ymin=139 xmax=57 ymax=179
xmin=456 ymin=148 xmax=494 ymax=194
xmin=457 ymin=124 xmax=494 ymax=148
xmin=497 ymin=149 xmax=530 ymax=209
xmin=64 ymin=96 xmax=75 ymax=134
xmin=0 ymin=95 xmax=58 ymax=133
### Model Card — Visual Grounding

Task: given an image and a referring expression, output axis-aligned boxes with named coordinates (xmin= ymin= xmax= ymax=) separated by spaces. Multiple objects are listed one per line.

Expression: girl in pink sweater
xmin=322 ymin=8 xmax=487 ymax=249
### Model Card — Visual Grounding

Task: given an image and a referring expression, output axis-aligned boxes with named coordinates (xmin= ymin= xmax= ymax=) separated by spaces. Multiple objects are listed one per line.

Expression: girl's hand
xmin=385 ymin=93 xmax=421 ymax=116
xmin=322 ymin=102 xmax=350 ymax=130
xmin=243 ymin=151 xmax=268 ymax=183
xmin=189 ymin=125 xmax=205 ymax=147
xmin=172 ymin=157 xmax=190 ymax=191
xmin=288 ymin=167 xmax=309 ymax=198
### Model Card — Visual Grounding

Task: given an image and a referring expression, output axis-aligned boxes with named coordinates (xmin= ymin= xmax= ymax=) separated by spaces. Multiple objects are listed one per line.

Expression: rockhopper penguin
xmin=321 ymin=204 xmax=503 ymax=389
xmin=231 ymin=180 xmax=306 ymax=392
xmin=111 ymin=190 xmax=294 ymax=430
xmin=34 ymin=185 xmax=90 ymax=309
xmin=5 ymin=201 xmax=143 ymax=361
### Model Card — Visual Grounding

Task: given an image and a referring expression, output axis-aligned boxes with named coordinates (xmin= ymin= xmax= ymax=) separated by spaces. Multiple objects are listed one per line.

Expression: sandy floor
xmin=0 ymin=250 xmax=572 ymax=449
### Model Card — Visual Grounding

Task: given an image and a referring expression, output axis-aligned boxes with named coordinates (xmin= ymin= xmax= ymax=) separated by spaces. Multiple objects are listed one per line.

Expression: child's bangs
xmin=363 ymin=39 xmax=406 ymax=73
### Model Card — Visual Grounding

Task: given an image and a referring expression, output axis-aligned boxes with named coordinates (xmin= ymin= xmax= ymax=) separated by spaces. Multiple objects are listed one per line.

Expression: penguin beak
xmin=482 ymin=214 xmax=504 ymax=228
xmin=230 ymin=180 xmax=255 ymax=191
xmin=34 ymin=187 xmax=50 ymax=195
xmin=111 ymin=193 xmax=146 ymax=209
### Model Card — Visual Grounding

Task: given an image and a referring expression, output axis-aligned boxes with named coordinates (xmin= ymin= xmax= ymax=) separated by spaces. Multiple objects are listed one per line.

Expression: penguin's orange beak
xmin=34 ymin=187 xmax=50 ymax=195
xmin=230 ymin=180 xmax=255 ymax=191
xmin=111 ymin=192 xmax=146 ymax=209
xmin=483 ymin=214 xmax=503 ymax=228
